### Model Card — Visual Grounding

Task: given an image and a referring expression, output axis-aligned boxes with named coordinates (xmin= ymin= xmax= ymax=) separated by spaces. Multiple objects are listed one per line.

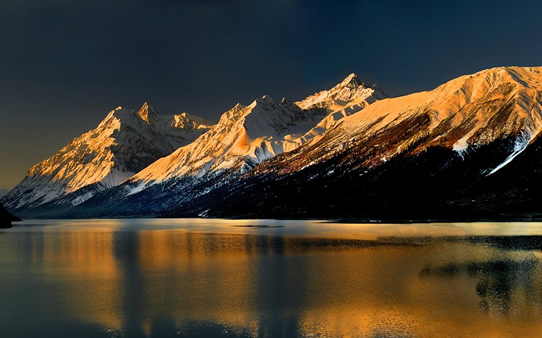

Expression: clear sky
xmin=1 ymin=0 xmax=542 ymax=189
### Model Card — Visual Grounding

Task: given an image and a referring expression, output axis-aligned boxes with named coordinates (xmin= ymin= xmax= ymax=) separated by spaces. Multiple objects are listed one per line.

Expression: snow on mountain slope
xmin=122 ymin=74 xmax=384 ymax=194
xmin=125 ymin=96 xmax=325 ymax=189
xmin=265 ymin=67 xmax=542 ymax=175
xmin=2 ymin=103 xmax=213 ymax=211
xmin=296 ymin=73 xmax=386 ymax=110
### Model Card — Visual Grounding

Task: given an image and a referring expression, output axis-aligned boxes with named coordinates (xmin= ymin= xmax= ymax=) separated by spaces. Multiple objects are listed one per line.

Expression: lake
xmin=2 ymin=219 xmax=542 ymax=337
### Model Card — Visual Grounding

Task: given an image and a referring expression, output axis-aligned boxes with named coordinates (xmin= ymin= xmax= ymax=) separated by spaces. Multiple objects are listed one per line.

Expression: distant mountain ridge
xmin=5 ymin=67 xmax=542 ymax=220
xmin=2 ymin=73 xmax=384 ymax=217
xmin=2 ymin=103 xmax=213 ymax=214
xmin=65 ymin=73 xmax=385 ymax=217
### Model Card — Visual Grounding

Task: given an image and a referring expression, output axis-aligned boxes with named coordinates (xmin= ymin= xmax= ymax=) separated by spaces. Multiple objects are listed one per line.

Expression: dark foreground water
xmin=2 ymin=219 xmax=542 ymax=337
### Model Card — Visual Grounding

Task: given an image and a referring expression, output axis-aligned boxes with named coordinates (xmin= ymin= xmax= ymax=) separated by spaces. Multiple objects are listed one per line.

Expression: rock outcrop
xmin=0 ymin=203 xmax=20 ymax=228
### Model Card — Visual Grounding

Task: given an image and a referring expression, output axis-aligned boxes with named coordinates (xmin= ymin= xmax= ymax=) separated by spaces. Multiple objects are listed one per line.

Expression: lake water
xmin=2 ymin=219 xmax=542 ymax=337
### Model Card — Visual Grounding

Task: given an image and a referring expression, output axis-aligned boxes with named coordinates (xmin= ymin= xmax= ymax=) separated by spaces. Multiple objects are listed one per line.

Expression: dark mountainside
xmin=181 ymin=136 xmax=537 ymax=221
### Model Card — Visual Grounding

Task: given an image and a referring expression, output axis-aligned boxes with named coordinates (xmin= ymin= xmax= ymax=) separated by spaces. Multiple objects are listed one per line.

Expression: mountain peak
xmin=251 ymin=95 xmax=276 ymax=107
xmin=137 ymin=102 xmax=157 ymax=124
xmin=339 ymin=73 xmax=362 ymax=87
xmin=99 ymin=106 xmax=132 ymax=128
xmin=296 ymin=73 xmax=385 ymax=110
xmin=172 ymin=112 xmax=214 ymax=129
xmin=217 ymin=103 xmax=247 ymax=125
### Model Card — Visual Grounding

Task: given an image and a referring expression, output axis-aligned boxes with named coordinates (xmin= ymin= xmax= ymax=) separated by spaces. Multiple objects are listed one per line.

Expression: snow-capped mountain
xmin=296 ymin=73 xmax=386 ymax=110
xmin=125 ymin=96 xmax=323 ymax=187
xmin=88 ymin=74 xmax=381 ymax=205
xmin=201 ymin=66 xmax=542 ymax=219
xmin=2 ymin=103 xmax=213 ymax=214
xmin=260 ymin=66 xmax=542 ymax=175
xmin=127 ymin=73 xmax=384 ymax=187
xmin=9 ymin=67 xmax=542 ymax=220
xmin=61 ymin=74 xmax=386 ymax=217
xmin=4 ymin=73 xmax=383 ymax=217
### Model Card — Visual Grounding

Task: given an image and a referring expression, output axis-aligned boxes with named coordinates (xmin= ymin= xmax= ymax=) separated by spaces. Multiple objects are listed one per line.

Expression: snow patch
xmin=453 ymin=139 xmax=469 ymax=159
xmin=198 ymin=209 xmax=210 ymax=217
xmin=125 ymin=182 xmax=147 ymax=196
xmin=487 ymin=136 xmax=530 ymax=175
xmin=71 ymin=192 xmax=95 ymax=206
xmin=452 ymin=138 xmax=469 ymax=153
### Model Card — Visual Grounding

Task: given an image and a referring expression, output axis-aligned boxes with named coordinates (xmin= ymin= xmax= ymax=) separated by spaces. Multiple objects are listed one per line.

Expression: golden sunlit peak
xmin=137 ymin=102 xmax=156 ymax=124
xmin=342 ymin=72 xmax=360 ymax=83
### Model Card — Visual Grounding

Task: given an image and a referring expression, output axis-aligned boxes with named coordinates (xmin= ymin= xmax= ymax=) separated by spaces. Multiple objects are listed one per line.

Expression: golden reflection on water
xmin=28 ymin=230 xmax=123 ymax=330
xmin=3 ymin=221 xmax=542 ymax=337
xmin=134 ymin=231 xmax=259 ymax=333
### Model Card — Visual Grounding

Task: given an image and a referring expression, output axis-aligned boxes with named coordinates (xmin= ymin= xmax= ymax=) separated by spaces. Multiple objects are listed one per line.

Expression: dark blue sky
xmin=1 ymin=0 xmax=542 ymax=189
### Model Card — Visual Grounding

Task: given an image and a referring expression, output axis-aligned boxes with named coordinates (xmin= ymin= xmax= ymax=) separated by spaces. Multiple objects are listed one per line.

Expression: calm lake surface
xmin=2 ymin=219 xmax=542 ymax=337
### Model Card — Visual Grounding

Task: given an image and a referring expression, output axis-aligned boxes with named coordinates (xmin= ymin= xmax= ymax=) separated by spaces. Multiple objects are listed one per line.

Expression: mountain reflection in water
xmin=1 ymin=219 xmax=542 ymax=337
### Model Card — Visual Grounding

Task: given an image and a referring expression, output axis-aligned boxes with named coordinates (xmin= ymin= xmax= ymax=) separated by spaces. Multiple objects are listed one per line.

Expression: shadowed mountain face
xmin=6 ymin=66 xmax=542 ymax=220
xmin=189 ymin=137 xmax=534 ymax=220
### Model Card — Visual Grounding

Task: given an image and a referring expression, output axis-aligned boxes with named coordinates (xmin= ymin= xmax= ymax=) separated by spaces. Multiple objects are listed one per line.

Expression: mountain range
xmin=4 ymin=66 xmax=542 ymax=220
